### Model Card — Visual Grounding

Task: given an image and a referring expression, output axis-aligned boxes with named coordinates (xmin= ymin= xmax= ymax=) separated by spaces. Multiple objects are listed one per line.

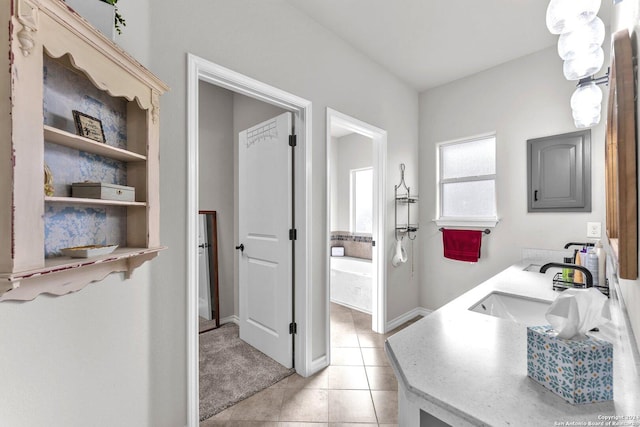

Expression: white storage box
xmin=72 ymin=182 xmax=135 ymax=202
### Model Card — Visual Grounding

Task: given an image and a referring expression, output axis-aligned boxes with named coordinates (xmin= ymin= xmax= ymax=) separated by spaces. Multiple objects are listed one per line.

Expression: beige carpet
xmin=199 ymin=323 xmax=295 ymax=421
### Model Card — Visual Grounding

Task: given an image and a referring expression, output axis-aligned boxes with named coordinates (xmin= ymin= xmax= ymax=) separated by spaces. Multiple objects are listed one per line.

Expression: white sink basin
xmin=522 ymin=263 xmax=542 ymax=272
xmin=469 ymin=292 xmax=551 ymax=326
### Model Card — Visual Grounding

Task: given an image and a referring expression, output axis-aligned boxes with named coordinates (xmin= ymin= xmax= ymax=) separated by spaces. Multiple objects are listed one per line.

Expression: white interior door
xmin=198 ymin=214 xmax=212 ymax=320
xmin=238 ymin=112 xmax=293 ymax=368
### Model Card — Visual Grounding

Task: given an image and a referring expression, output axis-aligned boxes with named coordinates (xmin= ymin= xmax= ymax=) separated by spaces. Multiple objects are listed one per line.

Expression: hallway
xmin=200 ymin=303 xmax=421 ymax=426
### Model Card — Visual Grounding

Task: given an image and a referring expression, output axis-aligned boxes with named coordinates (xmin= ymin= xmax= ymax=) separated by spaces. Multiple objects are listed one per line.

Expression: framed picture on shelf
xmin=72 ymin=110 xmax=106 ymax=143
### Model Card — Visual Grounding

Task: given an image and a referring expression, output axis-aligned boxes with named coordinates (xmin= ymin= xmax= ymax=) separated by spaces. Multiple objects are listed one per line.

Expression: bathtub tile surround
xmin=527 ymin=325 xmax=613 ymax=404
xmin=330 ymin=231 xmax=372 ymax=260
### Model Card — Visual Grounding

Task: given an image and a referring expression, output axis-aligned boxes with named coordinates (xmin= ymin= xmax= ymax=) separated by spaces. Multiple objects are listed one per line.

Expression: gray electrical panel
xmin=527 ymin=130 xmax=591 ymax=212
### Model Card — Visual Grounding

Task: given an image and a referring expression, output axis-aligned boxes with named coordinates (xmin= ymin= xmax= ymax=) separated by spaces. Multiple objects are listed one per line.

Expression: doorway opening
xmin=326 ymin=108 xmax=387 ymax=362
xmin=187 ymin=53 xmax=312 ymax=426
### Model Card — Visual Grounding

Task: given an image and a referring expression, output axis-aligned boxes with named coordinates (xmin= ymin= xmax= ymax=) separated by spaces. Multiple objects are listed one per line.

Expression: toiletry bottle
xmin=574 ymin=251 xmax=583 ymax=285
xmin=585 ymin=248 xmax=599 ymax=287
xmin=562 ymin=257 xmax=573 ymax=282
xmin=595 ymin=240 xmax=605 ymax=288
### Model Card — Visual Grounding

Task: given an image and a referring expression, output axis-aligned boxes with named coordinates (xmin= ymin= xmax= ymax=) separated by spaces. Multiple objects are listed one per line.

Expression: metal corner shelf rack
xmin=395 ymin=164 xmax=419 ymax=241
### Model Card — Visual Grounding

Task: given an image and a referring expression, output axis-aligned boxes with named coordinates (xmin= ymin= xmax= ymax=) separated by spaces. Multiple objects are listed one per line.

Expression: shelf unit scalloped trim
xmin=44 ymin=125 xmax=146 ymax=162
xmin=0 ymin=247 xmax=166 ymax=301
xmin=39 ymin=0 xmax=169 ymax=95
xmin=44 ymin=48 xmax=153 ymax=112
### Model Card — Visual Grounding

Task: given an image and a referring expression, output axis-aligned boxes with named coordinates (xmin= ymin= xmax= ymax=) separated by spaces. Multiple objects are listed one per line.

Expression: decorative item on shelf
xmin=71 ymin=182 xmax=135 ymax=202
xmin=72 ymin=110 xmax=106 ymax=143
xmin=544 ymin=0 xmax=608 ymax=128
xmin=394 ymin=163 xmax=419 ymax=243
xmin=61 ymin=244 xmax=118 ymax=258
xmin=44 ymin=164 xmax=54 ymax=196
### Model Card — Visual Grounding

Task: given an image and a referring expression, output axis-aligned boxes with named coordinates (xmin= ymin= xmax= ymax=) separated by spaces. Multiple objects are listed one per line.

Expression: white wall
xmin=113 ymin=0 xmax=150 ymax=67
xmin=332 ymin=133 xmax=373 ymax=231
xmin=418 ymin=45 xmax=607 ymax=310
xmin=0 ymin=268 xmax=153 ymax=427
xmin=198 ymin=82 xmax=234 ymax=321
xmin=148 ymin=5 xmax=419 ymax=424
xmin=611 ymin=0 xmax=640 ymax=354
xmin=0 ymin=2 xmax=156 ymax=426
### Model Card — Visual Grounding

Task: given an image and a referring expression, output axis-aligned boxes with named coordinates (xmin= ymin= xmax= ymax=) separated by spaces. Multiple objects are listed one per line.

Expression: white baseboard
xmin=330 ymin=298 xmax=372 ymax=315
xmin=220 ymin=315 xmax=239 ymax=325
xmin=386 ymin=307 xmax=432 ymax=332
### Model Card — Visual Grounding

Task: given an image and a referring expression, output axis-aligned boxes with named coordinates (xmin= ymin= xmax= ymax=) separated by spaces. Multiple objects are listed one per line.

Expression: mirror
xmin=198 ymin=210 xmax=220 ymax=330
xmin=605 ymin=30 xmax=638 ymax=279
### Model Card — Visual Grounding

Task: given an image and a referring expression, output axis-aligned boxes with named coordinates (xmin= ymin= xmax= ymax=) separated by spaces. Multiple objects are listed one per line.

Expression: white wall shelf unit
xmin=0 ymin=0 xmax=169 ymax=301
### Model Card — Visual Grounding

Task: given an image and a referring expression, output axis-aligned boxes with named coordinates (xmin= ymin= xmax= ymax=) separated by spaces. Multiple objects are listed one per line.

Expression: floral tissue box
xmin=527 ymin=325 xmax=613 ymax=404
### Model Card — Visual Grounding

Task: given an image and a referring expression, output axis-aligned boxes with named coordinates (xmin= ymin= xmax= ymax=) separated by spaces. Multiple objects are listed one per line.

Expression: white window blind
xmin=438 ymin=135 xmax=497 ymax=225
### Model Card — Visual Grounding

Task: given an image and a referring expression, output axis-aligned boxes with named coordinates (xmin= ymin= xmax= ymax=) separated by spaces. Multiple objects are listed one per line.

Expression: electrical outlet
xmin=587 ymin=222 xmax=602 ymax=238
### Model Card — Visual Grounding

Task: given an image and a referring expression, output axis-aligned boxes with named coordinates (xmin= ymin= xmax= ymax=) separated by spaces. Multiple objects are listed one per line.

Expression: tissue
xmin=545 ymin=288 xmax=610 ymax=340
xmin=526 ymin=288 xmax=613 ymax=404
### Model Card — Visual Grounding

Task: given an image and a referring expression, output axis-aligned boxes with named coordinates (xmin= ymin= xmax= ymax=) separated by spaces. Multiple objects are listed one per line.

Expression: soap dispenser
xmin=574 ymin=251 xmax=583 ymax=285
xmin=584 ymin=248 xmax=599 ymax=287
xmin=595 ymin=240 xmax=605 ymax=287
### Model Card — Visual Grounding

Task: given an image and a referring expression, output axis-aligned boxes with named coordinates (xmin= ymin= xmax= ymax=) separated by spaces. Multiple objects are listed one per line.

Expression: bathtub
xmin=330 ymin=256 xmax=372 ymax=313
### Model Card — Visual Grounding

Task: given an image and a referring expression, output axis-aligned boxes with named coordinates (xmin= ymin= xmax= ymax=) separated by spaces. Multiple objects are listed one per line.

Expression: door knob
xmin=235 ymin=244 xmax=245 ymax=252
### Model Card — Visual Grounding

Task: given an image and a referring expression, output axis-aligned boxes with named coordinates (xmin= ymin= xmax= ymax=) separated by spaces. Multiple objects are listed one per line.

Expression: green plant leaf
xmin=98 ymin=0 xmax=125 ymax=34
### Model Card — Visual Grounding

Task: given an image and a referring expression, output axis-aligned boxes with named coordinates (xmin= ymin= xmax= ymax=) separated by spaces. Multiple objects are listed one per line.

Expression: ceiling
xmin=285 ymin=0 xmax=612 ymax=92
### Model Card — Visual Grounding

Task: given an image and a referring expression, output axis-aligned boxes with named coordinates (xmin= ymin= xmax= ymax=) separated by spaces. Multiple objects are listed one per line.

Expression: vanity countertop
xmin=385 ymin=261 xmax=640 ymax=426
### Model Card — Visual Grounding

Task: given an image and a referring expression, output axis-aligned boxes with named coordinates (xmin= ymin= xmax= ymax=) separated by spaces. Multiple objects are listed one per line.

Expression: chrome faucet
xmin=539 ymin=263 xmax=593 ymax=288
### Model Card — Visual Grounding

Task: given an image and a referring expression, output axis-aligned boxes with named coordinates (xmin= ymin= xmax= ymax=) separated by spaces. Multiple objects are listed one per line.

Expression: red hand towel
xmin=442 ymin=229 xmax=482 ymax=262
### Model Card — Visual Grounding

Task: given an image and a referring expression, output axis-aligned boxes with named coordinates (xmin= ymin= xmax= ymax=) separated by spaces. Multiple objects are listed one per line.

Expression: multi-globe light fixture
xmin=546 ymin=0 xmax=608 ymax=128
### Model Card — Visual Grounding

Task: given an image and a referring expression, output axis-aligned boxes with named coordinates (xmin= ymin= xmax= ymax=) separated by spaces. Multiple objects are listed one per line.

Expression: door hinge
xmin=289 ymin=135 xmax=297 ymax=147
xmin=289 ymin=322 xmax=297 ymax=334
xmin=372 ymin=240 xmax=376 ymax=247
xmin=289 ymin=228 xmax=297 ymax=240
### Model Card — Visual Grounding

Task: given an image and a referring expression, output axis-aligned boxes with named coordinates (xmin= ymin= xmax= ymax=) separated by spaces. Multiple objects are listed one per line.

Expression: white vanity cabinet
xmin=0 ymin=0 xmax=169 ymax=300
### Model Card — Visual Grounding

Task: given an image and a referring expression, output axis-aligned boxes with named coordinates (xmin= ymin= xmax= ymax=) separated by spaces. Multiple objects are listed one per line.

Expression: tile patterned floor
xmin=201 ymin=303 xmax=421 ymax=426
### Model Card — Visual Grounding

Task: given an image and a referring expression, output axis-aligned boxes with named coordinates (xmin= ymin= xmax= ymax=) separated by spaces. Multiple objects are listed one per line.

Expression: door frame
xmin=325 ymin=108 xmax=387 ymax=347
xmin=186 ymin=53 xmax=313 ymax=426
